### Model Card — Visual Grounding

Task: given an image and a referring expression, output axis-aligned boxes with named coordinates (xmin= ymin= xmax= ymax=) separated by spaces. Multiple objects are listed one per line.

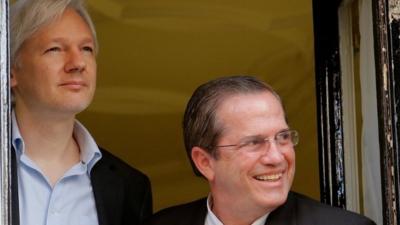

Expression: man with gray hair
xmin=10 ymin=0 xmax=152 ymax=225
xmin=145 ymin=75 xmax=375 ymax=225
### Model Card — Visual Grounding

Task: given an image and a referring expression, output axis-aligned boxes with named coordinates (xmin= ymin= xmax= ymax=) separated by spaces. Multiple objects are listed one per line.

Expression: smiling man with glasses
xmin=144 ymin=75 xmax=375 ymax=225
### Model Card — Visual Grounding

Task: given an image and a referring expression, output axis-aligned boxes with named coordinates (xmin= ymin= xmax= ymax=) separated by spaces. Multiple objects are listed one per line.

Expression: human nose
xmin=259 ymin=140 xmax=285 ymax=163
xmin=65 ymin=48 xmax=86 ymax=73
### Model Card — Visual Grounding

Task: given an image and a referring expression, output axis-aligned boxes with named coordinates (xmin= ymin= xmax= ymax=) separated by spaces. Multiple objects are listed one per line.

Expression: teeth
xmin=255 ymin=173 xmax=282 ymax=181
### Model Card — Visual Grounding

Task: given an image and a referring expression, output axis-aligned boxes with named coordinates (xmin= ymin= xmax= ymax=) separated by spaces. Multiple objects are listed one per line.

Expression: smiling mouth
xmin=254 ymin=173 xmax=283 ymax=181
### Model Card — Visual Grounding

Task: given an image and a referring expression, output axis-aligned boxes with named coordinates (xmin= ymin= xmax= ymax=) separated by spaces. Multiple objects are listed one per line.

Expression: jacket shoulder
xmin=289 ymin=192 xmax=376 ymax=225
xmin=92 ymin=147 xmax=153 ymax=224
xmin=96 ymin=147 xmax=150 ymax=182
xmin=143 ymin=198 xmax=207 ymax=225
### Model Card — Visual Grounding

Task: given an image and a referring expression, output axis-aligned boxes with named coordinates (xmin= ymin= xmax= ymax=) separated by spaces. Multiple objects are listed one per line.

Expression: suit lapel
xmin=193 ymin=199 xmax=208 ymax=225
xmin=265 ymin=192 xmax=297 ymax=225
xmin=91 ymin=159 xmax=124 ymax=225
xmin=11 ymin=148 xmax=20 ymax=225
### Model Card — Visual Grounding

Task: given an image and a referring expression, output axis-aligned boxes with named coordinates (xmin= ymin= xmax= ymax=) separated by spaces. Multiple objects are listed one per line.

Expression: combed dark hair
xmin=183 ymin=75 xmax=283 ymax=176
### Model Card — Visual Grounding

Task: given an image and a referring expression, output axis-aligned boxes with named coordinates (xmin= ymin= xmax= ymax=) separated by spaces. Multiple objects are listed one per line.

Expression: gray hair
xmin=10 ymin=0 xmax=98 ymax=67
xmin=182 ymin=75 xmax=285 ymax=176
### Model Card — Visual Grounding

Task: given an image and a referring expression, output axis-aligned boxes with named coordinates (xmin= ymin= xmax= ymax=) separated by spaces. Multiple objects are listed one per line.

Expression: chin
xmin=258 ymin=190 xmax=290 ymax=210
xmin=56 ymin=102 xmax=91 ymax=115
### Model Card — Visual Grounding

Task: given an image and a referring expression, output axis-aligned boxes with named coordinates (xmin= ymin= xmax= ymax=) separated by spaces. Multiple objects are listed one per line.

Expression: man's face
xmin=11 ymin=8 xmax=96 ymax=117
xmin=208 ymin=92 xmax=295 ymax=215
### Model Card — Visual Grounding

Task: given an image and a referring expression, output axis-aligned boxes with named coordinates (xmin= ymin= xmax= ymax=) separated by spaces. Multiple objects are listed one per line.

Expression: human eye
xmin=276 ymin=131 xmax=292 ymax=145
xmin=239 ymin=138 xmax=264 ymax=149
xmin=44 ymin=46 xmax=61 ymax=54
xmin=82 ymin=45 xmax=94 ymax=54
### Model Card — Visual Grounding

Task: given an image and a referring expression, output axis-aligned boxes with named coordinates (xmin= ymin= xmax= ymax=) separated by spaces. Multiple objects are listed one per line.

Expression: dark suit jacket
xmin=11 ymin=147 xmax=153 ymax=225
xmin=144 ymin=192 xmax=376 ymax=225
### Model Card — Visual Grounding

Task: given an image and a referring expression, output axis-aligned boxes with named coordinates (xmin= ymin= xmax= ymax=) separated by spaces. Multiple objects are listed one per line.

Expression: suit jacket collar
xmin=174 ymin=198 xmax=208 ymax=225
xmin=90 ymin=150 xmax=124 ymax=225
xmin=11 ymin=148 xmax=20 ymax=225
xmin=195 ymin=192 xmax=296 ymax=225
xmin=265 ymin=192 xmax=296 ymax=225
xmin=192 ymin=199 xmax=208 ymax=225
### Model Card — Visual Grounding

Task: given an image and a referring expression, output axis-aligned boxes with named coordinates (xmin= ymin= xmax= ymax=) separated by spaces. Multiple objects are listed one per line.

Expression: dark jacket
xmin=144 ymin=192 xmax=376 ymax=225
xmin=12 ymin=148 xmax=153 ymax=225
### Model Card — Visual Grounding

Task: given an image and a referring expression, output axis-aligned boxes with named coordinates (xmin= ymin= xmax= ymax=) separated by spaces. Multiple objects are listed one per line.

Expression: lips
xmin=59 ymin=80 xmax=87 ymax=89
xmin=254 ymin=173 xmax=283 ymax=181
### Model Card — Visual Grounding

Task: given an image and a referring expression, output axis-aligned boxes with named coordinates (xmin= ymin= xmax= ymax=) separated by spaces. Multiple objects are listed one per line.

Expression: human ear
xmin=191 ymin=147 xmax=215 ymax=181
xmin=10 ymin=67 xmax=17 ymax=88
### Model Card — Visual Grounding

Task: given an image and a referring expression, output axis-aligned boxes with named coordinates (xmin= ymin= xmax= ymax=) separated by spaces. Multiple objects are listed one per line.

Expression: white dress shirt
xmin=205 ymin=195 xmax=269 ymax=225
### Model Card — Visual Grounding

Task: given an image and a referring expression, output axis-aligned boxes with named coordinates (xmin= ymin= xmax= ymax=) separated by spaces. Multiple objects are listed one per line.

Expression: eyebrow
xmin=80 ymin=37 xmax=95 ymax=45
xmin=239 ymin=128 xmax=291 ymax=141
xmin=239 ymin=135 xmax=265 ymax=142
xmin=47 ymin=36 xmax=94 ymax=44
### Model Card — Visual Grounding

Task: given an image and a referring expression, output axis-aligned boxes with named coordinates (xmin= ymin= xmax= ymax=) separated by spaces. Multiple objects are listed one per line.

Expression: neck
xmin=210 ymin=192 xmax=267 ymax=225
xmin=15 ymin=104 xmax=76 ymax=155
xmin=14 ymin=104 xmax=81 ymax=185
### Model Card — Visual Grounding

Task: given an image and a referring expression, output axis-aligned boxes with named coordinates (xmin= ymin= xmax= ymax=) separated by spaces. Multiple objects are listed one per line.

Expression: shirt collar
xmin=11 ymin=110 xmax=102 ymax=174
xmin=11 ymin=111 xmax=24 ymax=155
xmin=73 ymin=120 xmax=102 ymax=173
xmin=205 ymin=195 xmax=269 ymax=225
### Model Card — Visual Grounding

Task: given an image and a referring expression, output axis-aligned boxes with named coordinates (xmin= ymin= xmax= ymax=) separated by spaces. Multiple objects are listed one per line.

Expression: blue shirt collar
xmin=12 ymin=111 xmax=24 ymax=155
xmin=11 ymin=111 xmax=102 ymax=174
xmin=72 ymin=120 xmax=102 ymax=173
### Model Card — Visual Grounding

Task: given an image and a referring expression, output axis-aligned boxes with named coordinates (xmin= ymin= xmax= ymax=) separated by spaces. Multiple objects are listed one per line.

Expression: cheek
xmin=231 ymin=155 xmax=257 ymax=179
xmin=283 ymin=148 xmax=295 ymax=164
xmin=88 ymin=62 xmax=97 ymax=81
xmin=87 ymin=58 xmax=97 ymax=71
xmin=285 ymin=150 xmax=296 ymax=179
xmin=216 ymin=152 xmax=258 ymax=180
xmin=92 ymin=67 xmax=97 ymax=81
xmin=289 ymin=151 xmax=295 ymax=167
xmin=214 ymin=158 xmax=242 ymax=181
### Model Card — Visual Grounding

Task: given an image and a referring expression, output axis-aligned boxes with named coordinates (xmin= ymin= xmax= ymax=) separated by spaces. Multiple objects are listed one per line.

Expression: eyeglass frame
xmin=211 ymin=129 xmax=299 ymax=153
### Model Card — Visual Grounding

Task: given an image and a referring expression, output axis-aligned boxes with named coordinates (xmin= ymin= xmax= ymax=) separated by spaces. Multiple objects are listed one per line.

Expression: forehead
xmin=25 ymin=8 xmax=93 ymax=46
xmin=215 ymin=92 xmax=287 ymax=135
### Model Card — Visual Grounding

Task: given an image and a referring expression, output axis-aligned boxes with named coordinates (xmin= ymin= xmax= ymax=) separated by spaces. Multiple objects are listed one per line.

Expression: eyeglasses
xmin=214 ymin=129 xmax=299 ymax=153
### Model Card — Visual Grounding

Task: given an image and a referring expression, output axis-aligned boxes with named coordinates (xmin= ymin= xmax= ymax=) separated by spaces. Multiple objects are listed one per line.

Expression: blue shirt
xmin=12 ymin=112 xmax=102 ymax=225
